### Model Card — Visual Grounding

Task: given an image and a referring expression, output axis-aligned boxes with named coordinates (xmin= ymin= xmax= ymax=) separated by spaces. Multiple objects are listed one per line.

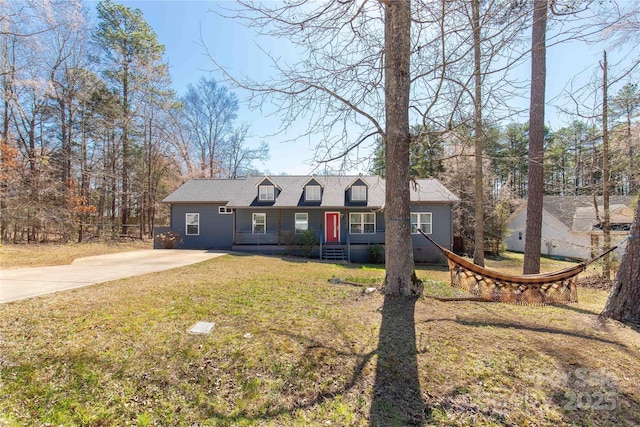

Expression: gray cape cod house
xmin=160 ymin=175 xmax=459 ymax=263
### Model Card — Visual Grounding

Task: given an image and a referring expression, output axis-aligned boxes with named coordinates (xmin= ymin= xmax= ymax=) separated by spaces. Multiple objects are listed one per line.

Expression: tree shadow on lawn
xmin=452 ymin=317 xmax=640 ymax=426
xmin=190 ymin=319 xmax=378 ymax=424
xmin=192 ymin=295 xmax=425 ymax=426
xmin=369 ymin=295 xmax=424 ymax=426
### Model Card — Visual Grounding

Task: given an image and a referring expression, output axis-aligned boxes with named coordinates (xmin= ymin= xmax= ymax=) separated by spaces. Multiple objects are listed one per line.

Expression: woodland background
xmin=1 ymin=0 xmax=638 ymax=249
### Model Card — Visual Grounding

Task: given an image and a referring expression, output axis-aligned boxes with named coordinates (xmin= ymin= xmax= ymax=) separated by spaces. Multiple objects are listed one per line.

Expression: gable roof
xmin=409 ymin=178 xmax=460 ymax=203
xmin=162 ymin=179 xmax=247 ymax=203
xmin=256 ymin=176 xmax=280 ymax=189
xmin=573 ymin=204 xmax=633 ymax=232
xmin=163 ymin=175 xmax=459 ymax=207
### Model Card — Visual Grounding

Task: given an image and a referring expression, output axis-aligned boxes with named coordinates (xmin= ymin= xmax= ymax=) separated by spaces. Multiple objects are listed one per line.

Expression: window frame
xmin=349 ymin=212 xmax=376 ymax=234
xmin=305 ymin=185 xmax=321 ymax=201
xmin=410 ymin=212 xmax=432 ymax=234
xmin=351 ymin=185 xmax=367 ymax=202
xmin=218 ymin=206 xmax=232 ymax=215
xmin=185 ymin=212 xmax=200 ymax=236
xmin=252 ymin=212 xmax=266 ymax=234
xmin=295 ymin=212 xmax=308 ymax=234
xmin=259 ymin=185 xmax=275 ymax=201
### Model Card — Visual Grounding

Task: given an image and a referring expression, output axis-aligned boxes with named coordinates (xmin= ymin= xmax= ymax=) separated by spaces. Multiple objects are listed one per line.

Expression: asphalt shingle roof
xmin=162 ymin=175 xmax=459 ymax=207
xmin=541 ymin=195 xmax=633 ymax=230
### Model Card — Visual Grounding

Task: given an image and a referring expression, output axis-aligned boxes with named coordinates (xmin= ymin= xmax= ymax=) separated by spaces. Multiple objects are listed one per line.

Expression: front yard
xmin=0 ymin=250 xmax=638 ymax=426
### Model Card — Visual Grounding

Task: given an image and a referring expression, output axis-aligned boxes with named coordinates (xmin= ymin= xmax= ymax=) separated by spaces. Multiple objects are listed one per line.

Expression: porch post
xmin=278 ymin=209 xmax=282 ymax=245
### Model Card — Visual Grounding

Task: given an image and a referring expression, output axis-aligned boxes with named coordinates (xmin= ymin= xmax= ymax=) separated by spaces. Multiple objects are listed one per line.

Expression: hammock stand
xmin=418 ymin=229 xmax=619 ymax=305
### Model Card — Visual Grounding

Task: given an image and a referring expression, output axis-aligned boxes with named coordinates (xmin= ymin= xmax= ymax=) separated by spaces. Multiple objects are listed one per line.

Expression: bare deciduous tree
xmin=209 ymin=0 xmax=423 ymax=295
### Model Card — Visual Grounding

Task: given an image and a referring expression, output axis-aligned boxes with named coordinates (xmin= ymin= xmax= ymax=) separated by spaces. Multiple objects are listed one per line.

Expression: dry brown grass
xmin=0 ymin=251 xmax=638 ymax=426
xmin=0 ymin=240 xmax=152 ymax=269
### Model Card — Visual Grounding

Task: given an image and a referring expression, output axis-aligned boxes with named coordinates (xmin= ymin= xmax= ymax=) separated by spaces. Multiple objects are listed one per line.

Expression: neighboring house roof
xmin=573 ymin=204 xmax=633 ymax=232
xmin=509 ymin=195 xmax=634 ymax=233
xmin=162 ymin=175 xmax=459 ymax=207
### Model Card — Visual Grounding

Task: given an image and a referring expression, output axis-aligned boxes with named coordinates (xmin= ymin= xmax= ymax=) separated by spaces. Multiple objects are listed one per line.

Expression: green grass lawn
xmin=0 ymin=250 xmax=638 ymax=426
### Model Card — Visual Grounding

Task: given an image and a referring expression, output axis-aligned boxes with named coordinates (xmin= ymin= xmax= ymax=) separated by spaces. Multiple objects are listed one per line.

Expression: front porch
xmin=232 ymin=230 xmax=385 ymax=263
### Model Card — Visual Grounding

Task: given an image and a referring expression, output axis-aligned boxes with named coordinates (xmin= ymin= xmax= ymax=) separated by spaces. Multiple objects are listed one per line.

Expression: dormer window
xmin=305 ymin=185 xmax=321 ymax=201
xmin=259 ymin=185 xmax=275 ymax=201
xmin=351 ymin=185 xmax=367 ymax=202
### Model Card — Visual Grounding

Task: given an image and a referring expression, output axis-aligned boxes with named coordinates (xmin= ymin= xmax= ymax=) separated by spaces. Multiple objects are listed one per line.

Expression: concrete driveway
xmin=0 ymin=250 xmax=226 ymax=303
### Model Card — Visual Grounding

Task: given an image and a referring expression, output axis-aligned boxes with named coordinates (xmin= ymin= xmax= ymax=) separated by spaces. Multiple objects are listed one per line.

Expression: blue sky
xmin=116 ymin=0 xmax=324 ymax=175
xmin=113 ymin=1 xmax=636 ymax=176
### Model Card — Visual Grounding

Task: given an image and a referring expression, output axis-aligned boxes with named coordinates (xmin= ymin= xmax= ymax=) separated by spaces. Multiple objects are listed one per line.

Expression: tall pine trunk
xmin=600 ymin=201 xmax=640 ymax=324
xmin=382 ymin=0 xmax=422 ymax=296
xmin=523 ymin=0 xmax=547 ymax=274
xmin=472 ymin=0 xmax=485 ymax=267
xmin=121 ymin=67 xmax=130 ymax=236
xmin=601 ymin=51 xmax=612 ymax=279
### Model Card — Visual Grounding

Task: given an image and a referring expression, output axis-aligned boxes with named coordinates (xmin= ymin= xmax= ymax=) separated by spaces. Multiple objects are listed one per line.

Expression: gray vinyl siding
xmin=234 ymin=209 xmax=278 ymax=245
xmin=170 ymin=204 xmax=233 ymax=249
xmin=279 ymin=210 xmax=323 ymax=234
xmin=411 ymin=203 xmax=452 ymax=263
xmin=347 ymin=210 xmax=385 ymax=245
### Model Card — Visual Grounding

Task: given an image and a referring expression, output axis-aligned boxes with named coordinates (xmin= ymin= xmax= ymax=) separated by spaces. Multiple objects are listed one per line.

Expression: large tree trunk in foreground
xmin=523 ymin=0 xmax=547 ymax=274
xmin=600 ymin=201 xmax=640 ymax=324
xmin=382 ymin=0 xmax=422 ymax=296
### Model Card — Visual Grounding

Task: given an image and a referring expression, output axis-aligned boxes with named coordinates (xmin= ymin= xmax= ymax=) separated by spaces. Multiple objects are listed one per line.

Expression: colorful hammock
xmin=418 ymin=230 xmax=618 ymax=305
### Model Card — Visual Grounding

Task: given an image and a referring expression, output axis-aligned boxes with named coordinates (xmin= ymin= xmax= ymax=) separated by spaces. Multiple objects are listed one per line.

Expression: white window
xmin=218 ymin=206 xmax=232 ymax=214
xmin=410 ymin=212 xmax=432 ymax=234
xmin=305 ymin=185 xmax=321 ymax=201
xmin=253 ymin=213 xmax=266 ymax=234
xmin=259 ymin=185 xmax=275 ymax=201
xmin=350 ymin=212 xmax=375 ymax=234
xmin=295 ymin=213 xmax=308 ymax=234
xmin=351 ymin=185 xmax=367 ymax=201
xmin=186 ymin=213 xmax=199 ymax=235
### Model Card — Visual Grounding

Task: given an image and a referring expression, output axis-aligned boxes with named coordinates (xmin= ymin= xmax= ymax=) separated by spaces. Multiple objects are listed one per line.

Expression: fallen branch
xmin=425 ymin=295 xmax=493 ymax=302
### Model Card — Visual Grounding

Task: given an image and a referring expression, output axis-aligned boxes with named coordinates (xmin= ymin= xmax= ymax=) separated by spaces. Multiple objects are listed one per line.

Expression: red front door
xmin=325 ymin=212 xmax=340 ymax=243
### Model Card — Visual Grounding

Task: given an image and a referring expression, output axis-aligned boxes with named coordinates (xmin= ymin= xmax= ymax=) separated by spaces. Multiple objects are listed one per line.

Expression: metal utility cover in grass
xmin=189 ymin=321 xmax=215 ymax=335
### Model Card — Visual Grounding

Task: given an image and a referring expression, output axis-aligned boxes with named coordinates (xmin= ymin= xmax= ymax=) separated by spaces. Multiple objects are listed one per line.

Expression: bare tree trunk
xmin=382 ymin=0 xmax=422 ymax=297
xmin=627 ymin=110 xmax=636 ymax=195
xmin=472 ymin=0 xmax=485 ymax=267
xmin=601 ymin=50 xmax=612 ymax=279
xmin=121 ymin=67 xmax=130 ymax=236
xmin=523 ymin=0 xmax=547 ymax=274
xmin=600 ymin=201 xmax=640 ymax=324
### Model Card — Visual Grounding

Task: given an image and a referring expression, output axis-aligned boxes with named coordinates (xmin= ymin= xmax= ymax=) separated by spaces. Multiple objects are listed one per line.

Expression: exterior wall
xmin=540 ymin=213 xmax=589 ymax=259
xmin=506 ymin=209 xmax=588 ymax=259
xmin=279 ymin=209 xmax=324 ymax=234
xmin=170 ymin=204 xmax=233 ymax=249
xmin=346 ymin=209 xmax=385 ymax=245
xmin=168 ymin=202 xmax=454 ymax=265
xmin=504 ymin=209 xmax=527 ymax=253
xmin=411 ymin=203 xmax=451 ymax=263
xmin=349 ymin=245 xmax=377 ymax=263
xmin=505 ymin=208 xmax=629 ymax=260
xmin=234 ymin=209 xmax=279 ymax=245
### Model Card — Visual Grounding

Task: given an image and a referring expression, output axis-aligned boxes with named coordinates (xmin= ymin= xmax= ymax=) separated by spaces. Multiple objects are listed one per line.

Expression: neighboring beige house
xmin=505 ymin=196 xmax=634 ymax=260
